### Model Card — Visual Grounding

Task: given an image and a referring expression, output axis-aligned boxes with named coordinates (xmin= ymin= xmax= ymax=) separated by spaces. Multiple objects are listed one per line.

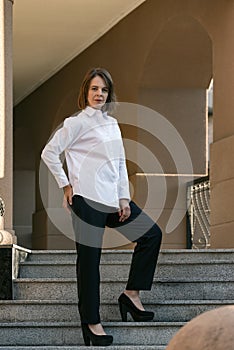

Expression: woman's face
xmin=87 ymin=75 xmax=109 ymax=109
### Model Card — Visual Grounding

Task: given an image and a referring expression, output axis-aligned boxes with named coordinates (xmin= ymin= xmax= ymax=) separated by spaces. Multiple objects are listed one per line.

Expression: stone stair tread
xmin=0 ymin=321 xmax=184 ymax=345
xmin=18 ymin=262 xmax=234 ymax=282
xmin=0 ymin=321 xmax=185 ymax=326
xmin=1 ymin=299 xmax=234 ymax=305
xmin=21 ymin=259 xmax=234 ymax=267
xmin=14 ymin=279 xmax=234 ymax=301
xmin=27 ymin=249 xmax=234 ymax=253
xmin=21 ymin=261 xmax=76 ymax=265
xmin=26 ymin=249 xmax=234 ymax=263
xmin=1 ymin=299 xmax=232 ymax=323
xmin=14 ymin=277 xmax=234 ymax=282
xmin=1 ymin=249 xmax=233 ymax=348
xmin=0 ymin=347 xmax=166 ymax=350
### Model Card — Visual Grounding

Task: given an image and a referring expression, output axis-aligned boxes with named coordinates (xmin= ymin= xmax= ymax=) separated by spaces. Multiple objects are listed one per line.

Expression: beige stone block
xmin=13 ymin=170 xmax=35 ymax=226
xmin=210 ymin=135 xmax=234 ymax=184
xmin=32 ymin=233 xmax=47 ymax=250
xmin=213 ymin=22 xmax=234 ymax=140
xmin=144 ymin=209 xmax=187 ymax=248
xmin=33 ymin=210 xmax=137 ymax=250
xmin=47 ymin=234 xmax=75 ymax=250
xmin=14 ymin=227 xmax=32 ymax=249
xmin=32 ymin=208 xmax=75 ymax=249
xmin=104 ymin=211 xmax=187 ymax=249
xmin=210 ymin=178 xmax=234 ymax=226
xmin=33 ymin=208 xmax=74 ymax=238
xmin=32 ymin=233 xmax=74 ymax=250
xmin=116 ymin=242 xmax=135 ymax=250
xmin=103 ymin=227 xmax=133 ymax=249
xmin=32 ymin=210 xmax=47 ymax=245
xmin=161 ymin=243 xmax=186 ymax=249
xmin=129 ymin=174 xmax=190 ymax=210
xmin=32 ymin=210 xmax=56 ymax=249
xmin=210 ymin=221 xmax=234 ymax=248
xmin=105 ymin=207 xmax=187 ymax=249
xmin=138 ymin=88 xmax=207 ymax=175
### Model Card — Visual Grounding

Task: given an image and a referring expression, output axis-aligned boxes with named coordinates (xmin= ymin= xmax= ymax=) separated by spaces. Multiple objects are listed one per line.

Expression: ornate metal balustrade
xmin=187 ymin=177 xmax=210 ymax=249
xmin=0 ymin=197 xmax=5 ymax=217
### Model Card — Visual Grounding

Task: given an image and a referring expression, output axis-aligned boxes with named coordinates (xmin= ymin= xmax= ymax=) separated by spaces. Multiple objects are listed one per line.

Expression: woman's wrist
xmin=119 ymin=198 xmax=130 ymax=206
xmin=63 ymin=184 xmax=72 ymax=192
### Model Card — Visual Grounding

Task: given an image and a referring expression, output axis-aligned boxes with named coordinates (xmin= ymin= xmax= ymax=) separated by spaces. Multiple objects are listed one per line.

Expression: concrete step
xmin=19 ymin=259 xmax=234 ymax=281
xmin=0 ymin=299 xmax=233 ymax=323
xmin=19 ymin=249 xmax=234 ymax=282
xmin=2 ymin=249 xmax=232 ymax=349
xmin=0 ymin=321 xmax=184 ymax=346
xmin=0 ymin=347 xmax=166 ymax=350
xmin=13 ymin=278 xmax=234 ymax=301
xmin=0 ymin=345 xmax=166 ymax=350
xmin=25 ymin=249 xmax=234 ymax=264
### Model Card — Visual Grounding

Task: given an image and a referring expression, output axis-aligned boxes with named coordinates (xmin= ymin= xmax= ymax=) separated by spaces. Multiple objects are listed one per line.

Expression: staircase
xmin=0 ymin=249 xmax=234 ymax=349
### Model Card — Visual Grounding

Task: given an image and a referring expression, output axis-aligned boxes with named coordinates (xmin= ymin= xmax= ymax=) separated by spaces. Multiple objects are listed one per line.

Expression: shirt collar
xmin=83 ymin=106 xmax=108 ymax=118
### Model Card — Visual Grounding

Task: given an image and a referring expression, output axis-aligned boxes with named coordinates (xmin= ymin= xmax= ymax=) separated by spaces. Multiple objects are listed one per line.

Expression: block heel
xmin=81 ymin=323 xmax=113 ymax=347
xmin=118 ymin=293 xmax=154 ymax=322
xmin=118 ymin=300 xmax=128 ymax=321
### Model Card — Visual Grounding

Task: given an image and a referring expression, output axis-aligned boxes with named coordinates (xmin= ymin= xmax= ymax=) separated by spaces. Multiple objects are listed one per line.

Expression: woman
xmin=41 ymin=67 xmax=162 ymax=346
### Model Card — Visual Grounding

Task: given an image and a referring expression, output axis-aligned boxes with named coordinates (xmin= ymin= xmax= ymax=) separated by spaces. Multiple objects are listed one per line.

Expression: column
xmin=210 ymin=2 xmax=234 ymax=247
xmin=0 ymin=0 xmax=16 ymax=244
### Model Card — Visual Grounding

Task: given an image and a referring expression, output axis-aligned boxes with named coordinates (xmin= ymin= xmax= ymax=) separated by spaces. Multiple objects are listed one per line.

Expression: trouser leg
xmin=71 ymin=195 xmax=107 ymax=324
xmin=75 ymin=242 xmax=102 ymax=324
xmin=106 ymin=201 xmax=162 ymax=290
xmin=126 ymin=220 xmax=162 ymax=290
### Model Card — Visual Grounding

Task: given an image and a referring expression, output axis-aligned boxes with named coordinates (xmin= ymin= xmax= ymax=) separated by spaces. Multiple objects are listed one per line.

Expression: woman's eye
xmin=90 ymin=86 xmax=108 ymax=93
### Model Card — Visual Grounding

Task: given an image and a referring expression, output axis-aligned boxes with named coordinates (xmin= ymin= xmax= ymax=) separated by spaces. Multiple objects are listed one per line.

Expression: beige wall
xmin=13 ymin=123 xmax=35 ymax=248
xmin=13 ymin=0 xmax=234 ymax=249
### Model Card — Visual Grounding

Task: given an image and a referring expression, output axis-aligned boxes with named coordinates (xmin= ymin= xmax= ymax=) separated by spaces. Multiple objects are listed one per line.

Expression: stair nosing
xmin=20 ymin=259 xmax=234 ymax=265
xmin=0 ymin=346 xmax=166 ymax=349
xmin=0 ymin=321 xmax=186 ymax=327
xmin=28 ymin=249 xmax=234 ymax=253
xmin=1 ymin=299 xmax=234 ymax=305
xmin=14 ymin=277 xmax=234 ymax=283
xmin=0 ymin=347 xmax=166 ymax=350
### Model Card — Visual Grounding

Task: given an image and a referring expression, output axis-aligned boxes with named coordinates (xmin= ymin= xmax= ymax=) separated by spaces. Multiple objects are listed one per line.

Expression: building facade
xmin=1 ymin=0 xmax=234 ymax=250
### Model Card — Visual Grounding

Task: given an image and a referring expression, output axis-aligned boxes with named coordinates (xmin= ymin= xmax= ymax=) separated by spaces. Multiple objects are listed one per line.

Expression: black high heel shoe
xmin=81 ymin=323 xmax=113 ymax=346
xmin=118 ymin=293 xmax=154 ymax=322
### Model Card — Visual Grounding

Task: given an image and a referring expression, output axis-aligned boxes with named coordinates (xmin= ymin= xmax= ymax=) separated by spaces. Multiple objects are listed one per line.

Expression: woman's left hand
xmin=118 ymin=199 xmax=131 ymax=222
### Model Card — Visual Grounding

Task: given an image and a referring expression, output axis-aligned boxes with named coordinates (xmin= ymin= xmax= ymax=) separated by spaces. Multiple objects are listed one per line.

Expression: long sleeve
xmin=41 ymin=120 xmax=76 ymax=188
xmin=118 ymin=140 xmax=131 ymax=201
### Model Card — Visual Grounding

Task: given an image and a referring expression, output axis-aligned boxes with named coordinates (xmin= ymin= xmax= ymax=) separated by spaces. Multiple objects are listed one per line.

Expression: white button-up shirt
xmin=41 ymin=106 xmax=130 ymax=208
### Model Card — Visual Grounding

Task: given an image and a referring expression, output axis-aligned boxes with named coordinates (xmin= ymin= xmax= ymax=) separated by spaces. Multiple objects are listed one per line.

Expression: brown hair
xmin=77 ymin=67 xmax=117 ymax=113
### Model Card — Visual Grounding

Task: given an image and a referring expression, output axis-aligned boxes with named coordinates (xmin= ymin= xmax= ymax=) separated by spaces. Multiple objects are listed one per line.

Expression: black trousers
xmin=70 ymin=195 xmax=162 ymax=324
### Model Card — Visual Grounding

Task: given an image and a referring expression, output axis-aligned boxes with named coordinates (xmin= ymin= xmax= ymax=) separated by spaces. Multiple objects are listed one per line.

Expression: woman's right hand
xmin=63 ymin=184 xmax=73 ymax=211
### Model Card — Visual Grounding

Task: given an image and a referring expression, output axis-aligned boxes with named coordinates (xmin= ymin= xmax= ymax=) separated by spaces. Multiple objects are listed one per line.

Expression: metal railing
xmin=0 ymin=197 xmax=5 ymax=217
xmin=187 ymin=177 xmax=210 ymax=249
